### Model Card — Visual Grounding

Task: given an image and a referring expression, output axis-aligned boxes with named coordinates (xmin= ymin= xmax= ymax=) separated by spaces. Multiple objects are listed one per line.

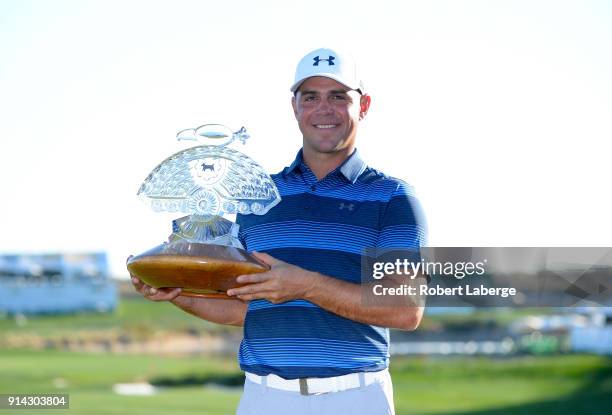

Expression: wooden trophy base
xmin=127 ymin=243 xmax=268 ymax=299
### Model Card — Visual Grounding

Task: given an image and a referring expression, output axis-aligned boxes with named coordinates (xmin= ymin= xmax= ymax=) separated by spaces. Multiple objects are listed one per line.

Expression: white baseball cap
xmin=290 ymin=48 xmax=364 ymax=94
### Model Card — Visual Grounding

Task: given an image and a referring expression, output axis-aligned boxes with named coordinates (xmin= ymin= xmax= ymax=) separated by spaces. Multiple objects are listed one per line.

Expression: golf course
xmin=1 ymin=297 xmax=611 ymax=414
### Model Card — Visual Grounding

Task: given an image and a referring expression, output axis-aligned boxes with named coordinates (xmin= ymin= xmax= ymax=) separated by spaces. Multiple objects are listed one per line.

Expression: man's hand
xmin=127 ymin=255 xmax=182 ymax=302
xmin=226 ymin=252 xmax=318 ymax=304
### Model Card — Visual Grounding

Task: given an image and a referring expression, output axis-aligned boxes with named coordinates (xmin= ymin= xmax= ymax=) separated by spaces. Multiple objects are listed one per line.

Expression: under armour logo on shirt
xmin=313 ymin=55 xmax=335 ymax=66
xmin=339 ymin=203 xmax=354 ymax=211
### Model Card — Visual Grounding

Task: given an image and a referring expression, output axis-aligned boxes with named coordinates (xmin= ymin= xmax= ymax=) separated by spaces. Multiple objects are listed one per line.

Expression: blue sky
xmin=1 ymin=0 xmax=611 ymax=277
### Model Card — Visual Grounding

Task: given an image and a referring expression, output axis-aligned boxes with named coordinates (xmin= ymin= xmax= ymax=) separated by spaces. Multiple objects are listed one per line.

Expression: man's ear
xmin=359 ymin=94 xmax=371 ymax=120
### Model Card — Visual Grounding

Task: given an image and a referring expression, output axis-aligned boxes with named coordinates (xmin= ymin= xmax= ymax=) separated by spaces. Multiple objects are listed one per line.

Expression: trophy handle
xmin=232 ymin=126 xmax=249 ymax=144
xmin=176 ymin=124 xmax=249 ymax=147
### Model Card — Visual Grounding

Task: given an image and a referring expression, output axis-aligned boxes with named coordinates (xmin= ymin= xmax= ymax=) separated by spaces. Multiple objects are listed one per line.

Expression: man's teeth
xmin=315 ymin=124 xmax=337 ymax=129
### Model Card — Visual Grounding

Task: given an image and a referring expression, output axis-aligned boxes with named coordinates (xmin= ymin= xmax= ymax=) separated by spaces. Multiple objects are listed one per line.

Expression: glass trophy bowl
xmin=127 ymin=124 xmax=281 ymax=298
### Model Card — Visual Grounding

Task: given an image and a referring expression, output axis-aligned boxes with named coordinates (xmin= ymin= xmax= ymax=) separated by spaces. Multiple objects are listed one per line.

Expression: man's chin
xmin=308 ymin=141 xmax=351 ymax=155
xmin=302 ymin=131 xmax=354 ymax=154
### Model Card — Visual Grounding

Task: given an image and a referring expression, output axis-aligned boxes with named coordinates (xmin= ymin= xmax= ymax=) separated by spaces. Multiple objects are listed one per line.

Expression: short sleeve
xmin=377 ymin=181 xmax=427 ymax=249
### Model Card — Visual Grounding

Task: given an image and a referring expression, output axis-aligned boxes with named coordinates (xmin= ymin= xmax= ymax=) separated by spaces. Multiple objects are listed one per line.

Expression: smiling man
xmin=130 ymin=47 xmax=427 ymax=415
xmin=228 ymin=48 xmax=427 ymax=415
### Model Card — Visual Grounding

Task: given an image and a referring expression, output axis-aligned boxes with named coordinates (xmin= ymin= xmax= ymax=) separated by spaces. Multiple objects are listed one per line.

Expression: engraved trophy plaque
xmin=127 ymin=124 xmax=281 ymax=298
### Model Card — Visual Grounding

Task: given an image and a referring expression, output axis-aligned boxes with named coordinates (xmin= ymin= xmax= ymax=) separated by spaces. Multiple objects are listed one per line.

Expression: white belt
xmin=245 ymin=369 xmax=387 ymax=395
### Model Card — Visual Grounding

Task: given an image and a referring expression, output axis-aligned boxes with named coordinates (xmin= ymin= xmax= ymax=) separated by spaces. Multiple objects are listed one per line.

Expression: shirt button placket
xmin=304 ymin=184 xmax=316 ymax=212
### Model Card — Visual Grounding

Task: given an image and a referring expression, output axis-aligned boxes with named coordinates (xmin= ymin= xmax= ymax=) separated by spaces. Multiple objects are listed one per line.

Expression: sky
xmin=1 ymin=0 xmax=611 ymax=278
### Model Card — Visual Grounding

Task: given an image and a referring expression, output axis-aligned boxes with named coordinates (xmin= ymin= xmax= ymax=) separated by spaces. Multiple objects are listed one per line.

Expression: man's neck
xmin=302 ymin=146 xmax=354 ymax=181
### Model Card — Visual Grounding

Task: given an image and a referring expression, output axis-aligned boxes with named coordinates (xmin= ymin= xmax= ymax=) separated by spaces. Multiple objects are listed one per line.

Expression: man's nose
xmin=315 ymin=99 xmax=333 ymax=113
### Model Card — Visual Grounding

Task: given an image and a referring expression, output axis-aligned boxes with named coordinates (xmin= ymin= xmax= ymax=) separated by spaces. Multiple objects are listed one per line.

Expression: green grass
xmin=0 ymin=349 xmax=241 ymax=415
xmin=391 ymin=355 xmax=612 ymax=414
xmin=0 ymin=297 xmax=240 ymax=340
xmin=1 ymin=299 xmax=611 ymax=414
xmin=0 ymin=349 xmax=610 ymax=415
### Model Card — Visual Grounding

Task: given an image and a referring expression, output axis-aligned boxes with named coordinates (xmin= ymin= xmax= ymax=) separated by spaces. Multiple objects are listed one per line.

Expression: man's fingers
xmin=127 ymin=256 xmax=145 ymax=291
xmin=127 ymin=268 xmax=181 ymax=301
xmin=132 ymin=279 xmax=161 ymax=297
xmin=131 ymin=276 xmax=143 ymax=289
xmin=146 ymin=287 xmax=182 ymax=301
xmin=227 ymin=282 xmax=268 ymax=297
xmin=148 ymin=287 xmax=182 ymax=301
xmin=236 ymin=273 xmax=269 ymax=284
xmin=131 ymin=276 xmax=147 ymax=294
xmin=146 ymin=286 xmax=158 ymax=296
xmin=236 ymin=294 xmax=264 ymax=302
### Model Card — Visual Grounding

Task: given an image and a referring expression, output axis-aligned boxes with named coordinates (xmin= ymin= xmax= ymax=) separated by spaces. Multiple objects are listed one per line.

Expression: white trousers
xmin=236 ymin=370 xmax=395 ymax=415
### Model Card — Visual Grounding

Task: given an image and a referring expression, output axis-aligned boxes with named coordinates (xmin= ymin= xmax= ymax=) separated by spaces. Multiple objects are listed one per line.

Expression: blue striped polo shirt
xmin=236 ymin=149 xmax=426 ymax=379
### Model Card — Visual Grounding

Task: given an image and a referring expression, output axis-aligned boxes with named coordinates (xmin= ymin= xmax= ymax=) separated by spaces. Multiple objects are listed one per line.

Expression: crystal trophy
xmin=127 ymin=124 xmax=281 ymax=298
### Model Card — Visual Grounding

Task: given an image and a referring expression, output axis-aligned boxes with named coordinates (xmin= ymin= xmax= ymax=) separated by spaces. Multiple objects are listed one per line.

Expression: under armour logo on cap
xmin=290 ymin=48 xmax=364 ymax=93
xmin=313 ymin=55 xmax=335 ymax=66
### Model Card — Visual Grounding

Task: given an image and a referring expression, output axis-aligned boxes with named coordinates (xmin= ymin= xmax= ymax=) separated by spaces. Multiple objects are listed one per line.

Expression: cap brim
xmin=290 ymin=74 xmax=361 ymax=93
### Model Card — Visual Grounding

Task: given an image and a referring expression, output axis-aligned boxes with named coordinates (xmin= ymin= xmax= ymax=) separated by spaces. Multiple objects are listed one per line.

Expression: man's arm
xmin=227 ymin=252 xmax=424 ymax=330
xmin=129 ymin=271 xmax=247 ymax=327
xmin=307 ymin=271 xmax=424 ymax=330
xmin=171 ymin=292 xmax=247 ymax=327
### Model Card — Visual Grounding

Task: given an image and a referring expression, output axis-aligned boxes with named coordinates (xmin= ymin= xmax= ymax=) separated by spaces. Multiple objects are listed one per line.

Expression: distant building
xmin=570 ymin=307 xmax=612 ymax=355
xmin=0 ymin=252 xmax=117 ymax=314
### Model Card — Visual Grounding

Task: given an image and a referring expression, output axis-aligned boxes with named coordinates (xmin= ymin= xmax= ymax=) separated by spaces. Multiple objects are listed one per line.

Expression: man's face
xmin=292 ymin=76 xmax=370 ymax=155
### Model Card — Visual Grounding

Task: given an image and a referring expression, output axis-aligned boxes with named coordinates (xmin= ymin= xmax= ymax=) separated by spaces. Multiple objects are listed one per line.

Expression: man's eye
xmin=331 ymin=94 xmax=347 ymax=101
xmin=304 ymin=96 xmax=317 ymax=102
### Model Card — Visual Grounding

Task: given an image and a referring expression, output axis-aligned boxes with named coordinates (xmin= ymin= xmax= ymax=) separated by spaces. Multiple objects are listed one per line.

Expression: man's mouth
xmin=314 ymin=124 xmax=339 ymax=129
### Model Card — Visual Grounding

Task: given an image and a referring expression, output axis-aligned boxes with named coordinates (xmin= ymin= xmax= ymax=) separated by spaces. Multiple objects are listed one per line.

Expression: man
xmin=130 ymin=47 xmax=427 ymax=414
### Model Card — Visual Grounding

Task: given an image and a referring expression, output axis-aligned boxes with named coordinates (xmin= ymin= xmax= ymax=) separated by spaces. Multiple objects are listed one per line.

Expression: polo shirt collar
xmin=339 ymin=149 xmax=367 ymax=183
xmin=285 ymin=150 xmax=304 ymax=176
xmin=283 ymin=148 xmax=367 ymax=183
